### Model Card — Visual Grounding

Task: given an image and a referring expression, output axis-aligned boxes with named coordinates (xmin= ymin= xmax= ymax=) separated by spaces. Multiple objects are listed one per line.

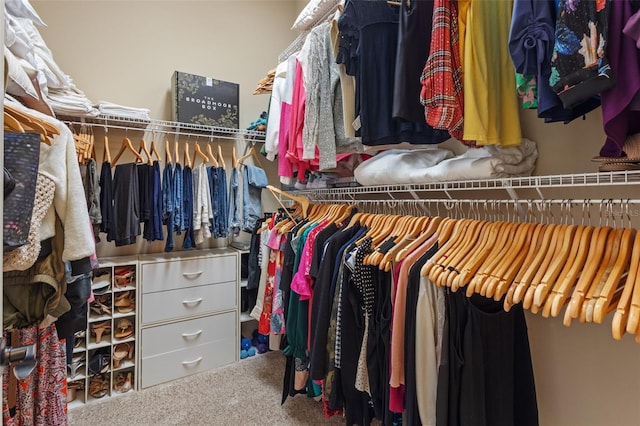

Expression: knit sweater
xmin=8 ymin=100 xmax=96 ymax=273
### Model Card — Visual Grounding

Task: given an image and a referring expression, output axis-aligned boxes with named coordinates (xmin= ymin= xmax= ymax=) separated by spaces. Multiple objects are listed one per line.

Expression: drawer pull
xmin=182 ymin=271 xmax=203 ymax=278
xmin=182 ymin=356 xmax=203 ymax=366
xmin=181 ymin=329 xmax=203 ymax=338
xmin=181 ymin=297 xmax=203 ymax=306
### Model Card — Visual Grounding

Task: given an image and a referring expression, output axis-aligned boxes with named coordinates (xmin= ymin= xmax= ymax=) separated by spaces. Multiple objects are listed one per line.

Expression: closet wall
xmin=31 ymin=2 xmax=639 ymax=425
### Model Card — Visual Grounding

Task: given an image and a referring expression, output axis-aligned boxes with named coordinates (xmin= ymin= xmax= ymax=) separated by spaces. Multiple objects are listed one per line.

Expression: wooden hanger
xmin=467 ymin=221 xmax=517 ymax=294
xmin=491 ymin=222 xmax=536 ymax=301
xmin=509 ymin=224 xmax=557 ymax=305
xmin=175 ymin=139 xmax=180 ymax=165
xmin=217 ymin=145 xmax=226 ymax=169
xmin=150 ymin=139 xmax=162 ymax=163
xmin=441 ymin=220 xmax=488 ymax=288
xmin=479 ymin=221 xmax=530 ymax=298
xmin=457 ymin=221 xmax=505 ymax=294
xmin=593 ymin=228 xmax=635 ymax=324
xmin=267 ymin=185 xmax=309 ymax=218
xmin=237 ymin=144 xmax=263 ymax=168
xmin=207 ymin=142 xmax=219 ymax=167
xmin=138 ymin=139 xmax=152 ymax=165
xmin=481 ymin=222 xmax=530 ymax=298
xmin=565 ymin=226 xmax=612 ymax=322
xmin=165 ymin=139 xmax=173 ymax=164
xmin=232 ymin=145 xmax=238 ymax=168
xmin=581 ymin=228 xmax=625 ymax=323
xmin=103 ymin=132 xmax=112 ymax=164
xmin=459 ymin=221 xmax=507 ymax=293
xmin=192 ymin=142 xmax=209 ymax=168
xmin=546 ymin=225 xmax=595 ymax=317
xmin=538 ymin=225 xmax=585 ymax=316
xmin=503 ymin=223 xmax=546 ymax=311
xmin=111 ymin=137 xmax=145 ymax=167
xmin=183 ymin=142 xmax=192 ymax=167
xmin=615 ymin=230 xmax=640 ymax=337
xmin=531 ymin=225 xmax=578 ymax=311
xmin=425 ymin=219 xmax=469 ymax=283
xmin=4 ymin=103 xmax=57 ymax=145
xmin=418 ymin=217 xmax=455 ymax=277
xmin=523 ymin=224 xmax=570 ymax=311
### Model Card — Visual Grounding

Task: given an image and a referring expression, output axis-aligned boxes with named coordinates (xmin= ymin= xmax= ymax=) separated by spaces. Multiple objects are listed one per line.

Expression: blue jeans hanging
xmin=242 ymin=164 xmax=268 ymax=232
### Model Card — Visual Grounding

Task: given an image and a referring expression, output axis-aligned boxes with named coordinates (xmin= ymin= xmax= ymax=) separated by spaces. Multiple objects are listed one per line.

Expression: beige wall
xmin=30 ymin=2 xmax=639 ymax=425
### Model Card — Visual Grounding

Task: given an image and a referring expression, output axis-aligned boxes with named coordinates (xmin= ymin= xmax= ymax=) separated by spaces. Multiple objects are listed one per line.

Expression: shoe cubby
xmin=67 ymin=256 xmax=139 ymax=409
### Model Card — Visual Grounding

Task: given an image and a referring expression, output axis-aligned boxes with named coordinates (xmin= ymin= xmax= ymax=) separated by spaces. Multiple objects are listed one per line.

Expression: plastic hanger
xmin=111 ymin=137 xmax=145 ymax=167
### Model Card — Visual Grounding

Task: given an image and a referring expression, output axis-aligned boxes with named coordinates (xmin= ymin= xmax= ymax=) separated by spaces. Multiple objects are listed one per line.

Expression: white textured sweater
xmin=8 ymin=99 xmax=96 ymax=266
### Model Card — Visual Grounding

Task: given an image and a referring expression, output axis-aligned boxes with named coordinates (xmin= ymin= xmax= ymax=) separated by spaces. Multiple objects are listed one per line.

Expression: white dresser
xmin=137 ymin=249 xmax=239 ymax=389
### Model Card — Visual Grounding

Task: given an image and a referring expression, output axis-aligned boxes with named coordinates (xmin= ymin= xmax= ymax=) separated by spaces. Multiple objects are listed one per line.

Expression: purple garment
xmin=600 ymin=0 xmax=640 ymax=157
xmin=623 ymin=9 xmax=640 ymax=48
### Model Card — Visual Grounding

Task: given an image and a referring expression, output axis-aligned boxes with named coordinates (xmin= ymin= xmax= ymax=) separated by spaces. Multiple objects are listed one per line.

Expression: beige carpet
xmin=68 ymin=351 xmax=345 ymax=426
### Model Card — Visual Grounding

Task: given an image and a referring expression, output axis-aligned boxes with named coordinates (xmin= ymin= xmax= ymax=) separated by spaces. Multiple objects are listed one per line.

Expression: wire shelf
xmin=293 ymin=171 xmax=640 ymax=200
xmin=60 ymin=114 xmax=266 ymax=142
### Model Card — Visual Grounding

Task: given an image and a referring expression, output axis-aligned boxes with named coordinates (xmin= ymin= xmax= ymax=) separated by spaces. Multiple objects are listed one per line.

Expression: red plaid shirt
xmin=421 ymin=0 xmax=474 ymax=146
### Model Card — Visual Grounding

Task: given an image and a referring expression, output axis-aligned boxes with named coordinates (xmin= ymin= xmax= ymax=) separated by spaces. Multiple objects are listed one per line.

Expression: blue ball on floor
xmin=241 ymin=337 xmax=251 ymax=351
xmin=257 ymin=334 xmax=268 ymax=344
xmin=240 ymin=349 xmax=248 ymax=359
xmin=247 ymin=347 xmax=256 ymax=357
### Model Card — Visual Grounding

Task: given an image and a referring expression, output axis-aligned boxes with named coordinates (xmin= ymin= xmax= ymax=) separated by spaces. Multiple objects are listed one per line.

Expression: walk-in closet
xmin=2 ymin=0 xmax=639 ymax=425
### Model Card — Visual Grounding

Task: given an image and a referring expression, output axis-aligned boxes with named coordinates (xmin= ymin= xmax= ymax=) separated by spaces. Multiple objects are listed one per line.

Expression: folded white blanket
xmin=96 ymin=101 xmax=151 ymax=121
xmin=354 ymin=139 xmax=538 ymax=186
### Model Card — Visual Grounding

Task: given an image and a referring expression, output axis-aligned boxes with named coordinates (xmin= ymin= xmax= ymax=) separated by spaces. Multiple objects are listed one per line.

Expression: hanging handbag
xmin=3 ymin=132 xmax=41 ymax=251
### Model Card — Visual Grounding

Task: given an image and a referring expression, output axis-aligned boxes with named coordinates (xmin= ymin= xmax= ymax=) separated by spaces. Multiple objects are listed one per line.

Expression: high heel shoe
xmin=114 ymin=291 xmax=135 ymax=313
xmin=90 ymin=321 xmax=111 ymax=343
xmin=67 ymin=354 xmax=86 ymax=378
xmin=89 ymin=376 xmax=109 ymax=399
xmin=114 ymin=372 xmax=132 ymax=393
xmin=112 ymin=342 xmax=134 ymax=368
xmin=114 ymin=267 xmax=135 ymax=288
xmin=90 ymin=295 xmax=111 ymax=316
xmin=114 ymin=318 xmax=134 ymax=340
xmin=67 ymin=380 xmax=84 ymax=403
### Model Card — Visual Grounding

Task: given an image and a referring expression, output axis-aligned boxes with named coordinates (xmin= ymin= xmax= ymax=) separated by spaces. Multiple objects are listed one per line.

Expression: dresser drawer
xmin=141 ymin=281 xmax=236 ymax=324
xmin=140 ymin=338 xmax=236 ymax=388
xmin=141 ymin=255 xmax=237 ymax=293
xmin=140 ymin=311 xmax=236 ymax=358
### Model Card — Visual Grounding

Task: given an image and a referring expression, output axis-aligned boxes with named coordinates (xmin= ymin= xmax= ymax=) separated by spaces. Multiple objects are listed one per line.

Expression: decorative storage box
xmin=172 ymin=71 xmax=239 ymax=128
